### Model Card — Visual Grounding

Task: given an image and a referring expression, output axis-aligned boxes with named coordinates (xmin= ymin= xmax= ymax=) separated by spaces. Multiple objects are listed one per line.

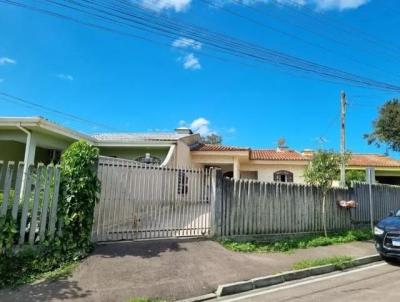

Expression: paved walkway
xmin=0 ymin=239 xmax=376 ymax=302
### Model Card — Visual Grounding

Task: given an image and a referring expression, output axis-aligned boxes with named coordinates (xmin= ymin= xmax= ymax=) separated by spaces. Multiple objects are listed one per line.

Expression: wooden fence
xmin=0 ymin=161 xmax=61 ymax=247
xmin=352 ymin=182 xmax=400 ymax=224
xmin=217 ymin=176 xmax=352 ymax=237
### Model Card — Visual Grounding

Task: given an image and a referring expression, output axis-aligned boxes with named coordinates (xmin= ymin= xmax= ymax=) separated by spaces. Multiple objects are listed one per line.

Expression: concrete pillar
xmin=233 ymin=157 xmax=240 ymax=180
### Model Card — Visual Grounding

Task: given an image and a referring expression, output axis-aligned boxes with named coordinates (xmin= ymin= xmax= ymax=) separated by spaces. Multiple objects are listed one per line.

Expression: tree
xmin=365 ymin=99 xmax=400 ymax=152
xmin=345 ymin=170 xmax=366 ymax=184
xmin=202 ymin=134 xmax=222 ymax=144
xmin=304 ymin=150 xmax=342 ymax=237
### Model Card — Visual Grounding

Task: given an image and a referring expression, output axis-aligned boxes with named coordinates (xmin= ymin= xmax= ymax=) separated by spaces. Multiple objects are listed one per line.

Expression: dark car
xmin=375 ymin=208 xmax=400 ymax=259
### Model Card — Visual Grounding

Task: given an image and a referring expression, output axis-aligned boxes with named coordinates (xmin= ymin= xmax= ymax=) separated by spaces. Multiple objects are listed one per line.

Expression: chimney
xmin=276 ymin=145 xmax=289 ymax=152
xmin=302 ymin=149 xmax=314 ymax=157
xmin=175 ymin=127 xmax=193 ymax=135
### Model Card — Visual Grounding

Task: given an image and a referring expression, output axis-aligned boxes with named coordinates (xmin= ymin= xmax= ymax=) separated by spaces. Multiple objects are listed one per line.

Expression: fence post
xmin=210 ymin=168 xmax=223 ymax=237
xmin=366 ymin=168 xmax=375 ymax=233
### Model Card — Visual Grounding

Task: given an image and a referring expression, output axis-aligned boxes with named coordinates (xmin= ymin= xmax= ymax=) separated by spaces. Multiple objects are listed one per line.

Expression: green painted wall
xmin=0 ymin=141 xmax=54 ymax=188
xmin=98 ymin=146 xmax=170 ymax=162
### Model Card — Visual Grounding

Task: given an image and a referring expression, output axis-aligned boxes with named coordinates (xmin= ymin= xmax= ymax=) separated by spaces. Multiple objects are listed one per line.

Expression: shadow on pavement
xmin=93 ymin=239 xmax=190 ymax=259
xmin=0 ymin=279 xmax=92 ymax=302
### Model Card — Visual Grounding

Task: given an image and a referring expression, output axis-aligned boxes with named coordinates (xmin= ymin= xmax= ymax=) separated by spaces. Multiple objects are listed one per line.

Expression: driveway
xmin=0 ymin=239 xmax=376 ymax=302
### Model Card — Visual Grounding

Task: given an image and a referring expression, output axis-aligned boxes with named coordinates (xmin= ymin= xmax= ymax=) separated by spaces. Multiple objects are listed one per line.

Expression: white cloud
xmin=56 ymin=73 xmax=74 ymax=81
xmin=313 ymin=0 xmax=369 ymax=10
xmin=139 ymin=0 xmax=191 ymax=12
xmin=0 ymin=57 xmax=16 ymax=65
xmin=182 ymin=53 xmax=201 ymax=70
xmin=180 ymin=118 xmax=237 ymax=139
xmin=179 ymin=117 xmax=214 ymax=136
xmin=172 ymin=37 xmax=202 ymax=50
xmin=190 ymin=117 xmax=213 ymax=136
xmin=226 ymin=0 xmax=368 ymax=10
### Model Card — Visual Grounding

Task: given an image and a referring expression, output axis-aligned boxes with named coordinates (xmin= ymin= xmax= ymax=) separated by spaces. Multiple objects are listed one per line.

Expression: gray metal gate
xmin=92 ymin=156 xmax=213 ymax=242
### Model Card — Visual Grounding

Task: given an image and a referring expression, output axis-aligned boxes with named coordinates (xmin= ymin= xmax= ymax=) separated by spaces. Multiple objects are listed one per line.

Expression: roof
xmin=0 ymin=116 xmax=196 ymax=146
xmin=191 ymin=144 xmax=249 ymax=152
xmin=0 ymin=116 xmax=93 ymax=142
xmin=92 ymin=132 xmax=194 ymax=143
xmin=191 ymin=143 xmax=400 ymax=168
xmin=250 ymin=149 xmax=309 ymax=161
xmin=348 ymin=154 xmax=400 ymax=167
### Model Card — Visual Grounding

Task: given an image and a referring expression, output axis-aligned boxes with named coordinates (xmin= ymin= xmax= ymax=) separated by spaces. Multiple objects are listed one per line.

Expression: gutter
xmin=17 ymin=124 xmax=32 ymax=197
xmin=160 ymin=145 xmax=176 ymax=167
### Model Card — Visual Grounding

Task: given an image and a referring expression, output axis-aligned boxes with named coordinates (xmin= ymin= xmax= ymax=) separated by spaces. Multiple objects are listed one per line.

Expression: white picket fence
xmin=0 ymin=161 xmax=61 ymax=246
xmin=92 ymin=156 xmax=213 ymax=241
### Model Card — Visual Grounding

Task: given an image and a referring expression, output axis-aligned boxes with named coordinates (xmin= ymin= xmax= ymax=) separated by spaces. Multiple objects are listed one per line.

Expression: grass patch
xmin=126 ymin=299 xmax=165 ymax=302
xmin=220 ymin=229 xmax=372 ymax=253
xmin=41 ymin=262 xmax=79 ymax=282
xmin=292 ymin=256 xmax=354 ymax=270
xmin=0 ymin=245 xmax=82 ymax=288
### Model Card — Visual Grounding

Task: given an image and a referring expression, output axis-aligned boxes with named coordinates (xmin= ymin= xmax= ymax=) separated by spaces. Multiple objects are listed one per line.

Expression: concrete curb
xmin=177 ymin=254 xmax=381 ymax=301
xmin=215 ymin=254 xmax=381 ymax=297
xmin=177 ymin=293 xmax=217 ymax=302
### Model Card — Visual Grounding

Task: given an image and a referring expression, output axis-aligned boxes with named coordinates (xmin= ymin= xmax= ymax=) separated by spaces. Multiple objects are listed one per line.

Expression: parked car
xmin=374 ymin=208 xmax=400 ymax=259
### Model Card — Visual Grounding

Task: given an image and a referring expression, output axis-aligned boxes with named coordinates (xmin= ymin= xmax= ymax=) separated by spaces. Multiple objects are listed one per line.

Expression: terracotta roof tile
xmin=191 ymin=144 xmax=249 ymax=152
xmin=191 ymin=144 xmax=400 ymax=167
xmin=250 ymin=149 xmax=308 ymax=161
xmin=348 ymin=154 xmax=400 ymax=167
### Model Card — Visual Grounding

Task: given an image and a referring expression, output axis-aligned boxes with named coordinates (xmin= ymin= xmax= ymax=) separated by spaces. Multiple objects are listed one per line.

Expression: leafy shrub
xmin=58 ymin=140 xmax=100 ymax=258
xmin=0 ymin=141 xmax=100 ymax=288
xmin=0 ymin=215 xmax=17 ymax=255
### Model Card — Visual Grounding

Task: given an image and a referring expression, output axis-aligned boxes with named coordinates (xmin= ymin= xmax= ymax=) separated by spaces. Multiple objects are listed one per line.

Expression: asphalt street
xmin=215 ymin=261 xmax=400 ymax=302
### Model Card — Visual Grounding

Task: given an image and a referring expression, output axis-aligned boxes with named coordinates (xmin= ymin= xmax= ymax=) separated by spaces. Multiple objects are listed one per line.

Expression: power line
xmin=0 ymin=0 xmax=360 ymax=91
xmin=0 ymin=91 xmax=118 ymax=131
xmin=269 ymin=0 xmax=400 ymax=57
xmin=199 ymin=0 xmax=400 ymax=80
xmin=2 ymin=0 xmax=400 ymax=93
xmin=228 ymin=0 xmax=400 ymax=64
xmin=25 ymin=0 xmax=400 ymax=92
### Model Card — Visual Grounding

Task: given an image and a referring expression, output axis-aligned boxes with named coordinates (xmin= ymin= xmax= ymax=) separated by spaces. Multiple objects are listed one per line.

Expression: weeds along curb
xmin=177 ymin=254 xmax=381 ymax=301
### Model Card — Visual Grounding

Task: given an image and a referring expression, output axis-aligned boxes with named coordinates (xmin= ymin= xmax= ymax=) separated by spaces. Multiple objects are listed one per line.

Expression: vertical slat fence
xmin=352 ymin=182 xmax=400 ymax=224
xmin=0 ymin=161 xmax=62 ymax=247
xmin=92 ymin=156 xmax=212 ymax=242
xmin=220 ymin=178 xmax=352 ymax=236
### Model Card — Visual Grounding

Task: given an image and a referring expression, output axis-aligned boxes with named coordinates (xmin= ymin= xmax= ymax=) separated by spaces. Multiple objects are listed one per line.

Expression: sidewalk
xmin=0 ymin=239 xmax=376 ymax=302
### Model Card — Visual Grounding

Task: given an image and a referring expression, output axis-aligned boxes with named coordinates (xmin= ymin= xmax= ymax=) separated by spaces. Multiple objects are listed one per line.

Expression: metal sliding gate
xmin=92 ymin=156 xmax=213 ymax=242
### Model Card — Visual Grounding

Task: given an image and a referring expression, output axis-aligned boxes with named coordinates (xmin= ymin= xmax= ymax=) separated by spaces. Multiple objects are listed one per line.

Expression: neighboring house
xmin=2 ymin=116 xmax=400 ymax=186
xmin=190 ymin=144 xmax=400 ymax=185
xmin=0 ymin=117 xmax=199 ymax=182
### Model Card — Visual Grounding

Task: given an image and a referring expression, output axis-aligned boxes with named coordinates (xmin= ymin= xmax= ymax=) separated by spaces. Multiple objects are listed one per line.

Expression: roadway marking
xmin=220 ymin=262 xmax=388 ymax=302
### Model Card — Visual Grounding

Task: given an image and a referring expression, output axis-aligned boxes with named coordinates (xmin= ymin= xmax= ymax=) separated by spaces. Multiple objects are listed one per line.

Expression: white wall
xmin=240 ymin=163 xmax=307 ymax=183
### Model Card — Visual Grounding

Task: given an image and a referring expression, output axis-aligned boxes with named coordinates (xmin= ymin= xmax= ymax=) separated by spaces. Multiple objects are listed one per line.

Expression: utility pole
xmin=340 ymin=91 xmax=346 ymax=187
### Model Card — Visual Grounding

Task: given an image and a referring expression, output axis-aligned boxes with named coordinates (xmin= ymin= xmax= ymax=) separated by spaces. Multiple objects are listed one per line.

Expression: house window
xmin=178 ymin=170 xmax=188 ymax=195
xmin=273 ymin=170 xmax=294 ymax=183
xmin=135 ymin=153 xmax=161 ymax=165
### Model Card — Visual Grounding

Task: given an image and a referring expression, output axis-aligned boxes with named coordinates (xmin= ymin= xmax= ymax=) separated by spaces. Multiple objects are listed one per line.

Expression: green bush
xmin=0 ymin=141 xmax=100 ymax=288
xmin=58 ymin=140 xmax=100 ymax=258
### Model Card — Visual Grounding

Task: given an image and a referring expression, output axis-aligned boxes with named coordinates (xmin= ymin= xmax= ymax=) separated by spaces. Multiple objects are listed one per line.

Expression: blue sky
xmin=0 ymin=0 xmax=399 ymax=154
